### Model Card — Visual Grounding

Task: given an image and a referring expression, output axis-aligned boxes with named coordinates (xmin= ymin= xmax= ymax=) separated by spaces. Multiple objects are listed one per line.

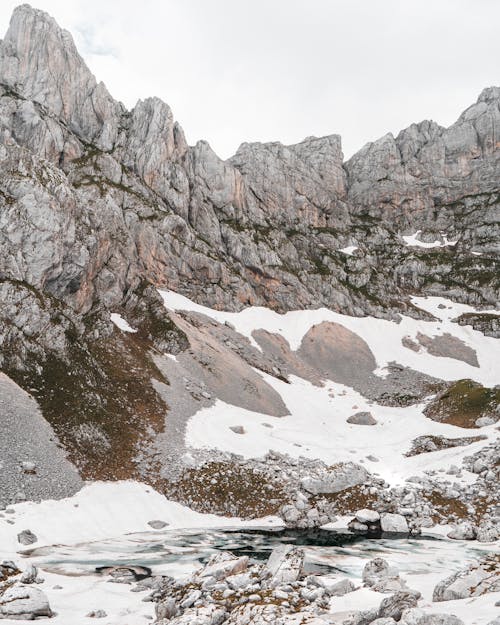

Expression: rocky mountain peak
xmin=0 ymin=3 xmax=121 ymax=150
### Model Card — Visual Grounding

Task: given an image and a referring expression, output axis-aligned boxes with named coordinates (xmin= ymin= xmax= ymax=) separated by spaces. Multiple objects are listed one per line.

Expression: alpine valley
xmin=0 ymin=5 xmax=498 ymax=625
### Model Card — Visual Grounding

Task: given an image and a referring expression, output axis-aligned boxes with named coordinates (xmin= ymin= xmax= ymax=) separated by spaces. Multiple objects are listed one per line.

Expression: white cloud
xmin=0 ymin=0 xmax=498 ymax=160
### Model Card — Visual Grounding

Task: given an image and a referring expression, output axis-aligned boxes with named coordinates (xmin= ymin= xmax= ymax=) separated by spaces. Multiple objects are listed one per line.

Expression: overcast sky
xmin=0 ymin=1 xmax=498 ymax=160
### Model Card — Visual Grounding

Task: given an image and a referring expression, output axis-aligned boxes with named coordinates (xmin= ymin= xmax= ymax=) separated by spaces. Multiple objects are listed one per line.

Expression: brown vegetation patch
xmin=311 ymin=484 xmax=378 ymax=515
xmin=424 ymin=379 xmax=500 ymax=428
xmin=164 ymin=462 xmax=288 ymax=518
xmin=427 ymin=491 xmax=468 ymax=523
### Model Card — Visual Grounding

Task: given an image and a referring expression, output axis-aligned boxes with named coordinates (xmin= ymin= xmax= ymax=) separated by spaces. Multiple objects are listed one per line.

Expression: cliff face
xmin=0 ymin=4 xmax=497 ymax=324
xmin=0 ymin=5 xmax=498 ymax=493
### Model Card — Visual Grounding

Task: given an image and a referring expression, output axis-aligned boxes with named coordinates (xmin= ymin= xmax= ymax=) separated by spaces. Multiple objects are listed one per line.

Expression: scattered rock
xmin=148 ymin=520 xmax=169 ymax=530
xmin=347 ymin=411 xmax=378 ymax=425
xmin=17 ymin=529 xmax=38 ymax=545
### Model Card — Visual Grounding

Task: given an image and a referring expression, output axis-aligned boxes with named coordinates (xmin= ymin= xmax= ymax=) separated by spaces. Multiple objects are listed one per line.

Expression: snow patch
xmin=402 ymin=230 xmax=458 ymax=248
xmin=110 ymin=313 xmax=137 ymax=333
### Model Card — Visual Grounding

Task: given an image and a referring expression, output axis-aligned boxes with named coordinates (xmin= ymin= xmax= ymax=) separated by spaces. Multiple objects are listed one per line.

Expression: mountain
xmin=0 ymin=5 xmax=499 ymax=625
xmin=0 ymin=4 xmax=498 ymax=512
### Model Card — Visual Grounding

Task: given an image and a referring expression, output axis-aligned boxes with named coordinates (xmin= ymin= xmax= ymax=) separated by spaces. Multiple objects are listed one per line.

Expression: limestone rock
xmin=0 ymin=585 xmax=52 ymax=620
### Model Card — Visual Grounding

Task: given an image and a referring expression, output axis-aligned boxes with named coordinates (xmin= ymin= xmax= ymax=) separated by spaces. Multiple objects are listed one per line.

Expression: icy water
xmin=21 ymin=528 xmax=491 ymax=581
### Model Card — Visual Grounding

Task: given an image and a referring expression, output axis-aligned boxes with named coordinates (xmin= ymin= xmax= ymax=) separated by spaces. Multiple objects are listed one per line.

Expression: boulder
xmin=195 ymin=552 xmax=248 ymax=582
xmin=378 ymin=590 xmax=420 ymax=621
xmin=446 ymin=521 xmax=477 ymax=540
xmin=347 ymin=411 xmax=378 ymax=425
xmin=433 ymin=555 xmax=500 ymax=601
xmin=17 ymin=529 xmax=38 ymax=545
xmin=148 ymin=520 xmax=169 ymax=530
xmin=167 ymin=605 xmax=226 ymax=625
xmin=20 ymin=564 xmax=38 ymax=584
xmin=381 ymin=513 xmax=409 ymax=534
xmin=266 ymin=545 xmax=304 ymax=585
xmin=476 ymin=520 xmax=499 ymax=542
xmin=0 ymin=585 xmax=52 ymax=619
xmin=355 ymin=509 xmax=380 ymax=523
xmin=400 ymin=609 xmax=464 ymax=624
xmin=362 ymin=558 xmax=393 ymax=586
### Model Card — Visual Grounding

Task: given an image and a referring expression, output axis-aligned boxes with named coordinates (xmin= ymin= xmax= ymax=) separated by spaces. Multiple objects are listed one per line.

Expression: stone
xmin=446 ymin=521 xmax=477 ymax=540
xmin=433 ymin=555 xmax=500 ymax=601
xmin=17 ymin=529 xmax=38 ymax=545
xmin=381 ymin=513 xmax=409 ymax=534
xmin=148 ymin=520 xmax=169 ymax=530
xmin=347 ymin=411 xmax=378 ymax=425
xmin=476 ymin=416 xmax=495 ymax=427
xmin=86 ymin=609 xmax=107 ymax=618
xmin=266 ymin=545 xmax=304 ymax=585
xmin=195 ymin=553 xmax=249 ymax=581
xmin=355 ymin=509 xmax=380 ymax=523
xmin=400 ymin=609 xmax=465 ymax=624
xmin=20 ymin=564 xmax=38 ymax=584
xmin=378 ymin=590 xmax=420 ymax=621
xmin=301 ymin=462 xmax=369 ymax=495
xmin=229 ymin=425 xmax=245 ymax=435
xmin=0 ymin=585 xmax=52 ymax=619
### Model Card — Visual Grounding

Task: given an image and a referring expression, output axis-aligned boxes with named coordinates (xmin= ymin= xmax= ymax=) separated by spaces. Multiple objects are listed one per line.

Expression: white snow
xmin=0 ymin=481 xmax=282 ymax=553
xmin=338 ymin=245 xmax=358 ymax=255
xmin=160 ymin=290 xmax=499 ymax=386
xmin=110 ymin=313 xmax=137 ymax=333
xmin=402 ymin=230 xmax=458 ymax=248
xmin=0 ymin=482 xmax=282 ymax=625
xmin=185 ymin=374 xmax=497 ymax=486
xmin=159 ymin=289 xmax=500 ymax=486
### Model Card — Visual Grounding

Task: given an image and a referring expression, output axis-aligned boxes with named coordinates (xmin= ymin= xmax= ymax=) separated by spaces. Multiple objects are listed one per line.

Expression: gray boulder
xmin=301 ymin=462 xmax=368 ymax=495
xmin=148 ymin=520 xmax=169 ymax=530
xmin=400 ymin=609 xmax=464 ymax=624
xmin=266 ymin=545 xmax=304 ymax=585
xmin=347 ymin=411 xmax=378 ymax=425
xmin=378 ymin=591 xmax=421 ymax=621
xmin=381 ymin=513 xmax=409 ymax=534
xmin=433 ymin=555 xmax=500 ymax=601
xmin=0 ymin=585 xmax=52 ymax=619
xmin=17 ymin=529 xmax=38 ymax=546
xmin=446 ymin=521 xmax=477 ymax=540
